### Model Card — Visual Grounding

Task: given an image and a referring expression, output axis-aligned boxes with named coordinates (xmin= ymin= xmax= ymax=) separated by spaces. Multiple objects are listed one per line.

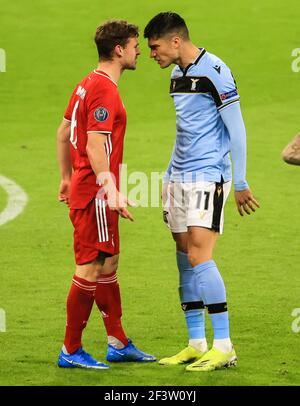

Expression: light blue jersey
xmin=167 ymin=49 xmax=242 ymax=185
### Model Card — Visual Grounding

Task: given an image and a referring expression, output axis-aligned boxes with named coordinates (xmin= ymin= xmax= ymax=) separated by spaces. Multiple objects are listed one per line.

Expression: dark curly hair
xmin=95 ymin=20 xmax=139 ymax=60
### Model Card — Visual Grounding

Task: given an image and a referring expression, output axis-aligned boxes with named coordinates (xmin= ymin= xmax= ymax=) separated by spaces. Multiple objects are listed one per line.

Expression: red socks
xmin=95 ymin=271 xmax=128 ymax=347
xmin=63 ymin=272 xmax=128 ymax=353
xmin=63 ymin=275 xmax=96 ymax=354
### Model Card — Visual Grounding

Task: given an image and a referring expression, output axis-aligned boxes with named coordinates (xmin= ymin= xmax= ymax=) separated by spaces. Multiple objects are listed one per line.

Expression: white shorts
xmin=162 ymin=180 xmax=231 ymax=234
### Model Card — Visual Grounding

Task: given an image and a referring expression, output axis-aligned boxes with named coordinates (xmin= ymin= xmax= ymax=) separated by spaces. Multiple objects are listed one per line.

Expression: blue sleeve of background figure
xmin=219 ymin=102 xmax=249 ymax=191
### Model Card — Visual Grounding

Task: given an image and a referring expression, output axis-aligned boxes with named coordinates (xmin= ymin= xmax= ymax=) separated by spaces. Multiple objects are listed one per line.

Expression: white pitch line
xmin=0 ymin=175 xmax=28 ymax=226
xmin=0 ymin=309 xmax=6 ymax=332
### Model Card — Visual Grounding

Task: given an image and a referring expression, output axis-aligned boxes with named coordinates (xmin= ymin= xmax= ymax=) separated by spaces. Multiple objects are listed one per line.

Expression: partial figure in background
xmin=282 ymin=134 xmax=300 ymax=165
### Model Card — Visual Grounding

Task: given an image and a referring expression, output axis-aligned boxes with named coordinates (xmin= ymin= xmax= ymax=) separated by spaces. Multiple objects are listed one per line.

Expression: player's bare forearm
xmin=57 ymin=119 xmax=72 ymax=180
xmin=234 ymin=188 xmax=260 ymax=216
xmin=57 ymin=119 xmax=72 ymax=204
xmin=86 ymin=133 xmax=112 ymax=185
xmin=86 ymin=133 xmax=134 ymax=221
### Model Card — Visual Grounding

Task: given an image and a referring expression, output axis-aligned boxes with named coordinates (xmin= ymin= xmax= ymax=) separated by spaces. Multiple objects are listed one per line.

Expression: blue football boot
xmin=106 ymin=339 xmax=156 ymax=362
xmin=58 ymin=347 xmax=109 ymax=370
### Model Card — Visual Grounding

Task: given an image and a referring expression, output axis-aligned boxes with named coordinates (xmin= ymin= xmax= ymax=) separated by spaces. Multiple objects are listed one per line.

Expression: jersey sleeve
xmin=63 ymin=87 xmax=78 ymax=122
xmin=86 ymin=86 xmax=117 ymax=134
xmin=208 ymin=61 xmax=240 ymax=111
xmin=219 ymin=102 xmax=248 ymax=191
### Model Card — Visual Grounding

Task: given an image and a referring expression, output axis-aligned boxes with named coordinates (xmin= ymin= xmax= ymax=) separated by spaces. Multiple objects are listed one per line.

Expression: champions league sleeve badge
xmin=94 ymin=107 xmax=109 ymax=122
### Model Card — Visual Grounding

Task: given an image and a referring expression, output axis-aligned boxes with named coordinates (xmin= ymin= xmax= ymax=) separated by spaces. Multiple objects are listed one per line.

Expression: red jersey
xmin=64 ymin=70 xmax=126 ymax=209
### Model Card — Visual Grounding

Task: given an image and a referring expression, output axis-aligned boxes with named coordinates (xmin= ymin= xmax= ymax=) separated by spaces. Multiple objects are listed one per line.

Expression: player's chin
xmin=158 ymin=61 xmax=171 ymax=69
xmin=126 ymin=65 xmax=137 ymax=71
xmin=125 ymin=62 xmax=137 ymax=70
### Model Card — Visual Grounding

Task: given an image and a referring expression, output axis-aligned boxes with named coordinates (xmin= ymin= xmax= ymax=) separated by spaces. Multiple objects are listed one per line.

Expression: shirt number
xmin=70 ymin=100 xmax=79 ymax=149
xmin=196 ymin=191 xmax=210 ymax=210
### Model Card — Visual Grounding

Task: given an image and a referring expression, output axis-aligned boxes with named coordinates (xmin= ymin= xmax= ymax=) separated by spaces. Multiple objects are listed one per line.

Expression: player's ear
xmin=115 ymin=44 xmax=124 ymax=57
xmin=172 ymin=36 xmax=181 ymax=49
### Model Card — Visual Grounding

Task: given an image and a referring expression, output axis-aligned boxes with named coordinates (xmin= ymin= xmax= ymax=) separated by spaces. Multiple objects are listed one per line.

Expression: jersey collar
xmin=93 ymin=70 xmax=117 ymax=86
xmin=180 ymin=48 xmax=206 ymax=76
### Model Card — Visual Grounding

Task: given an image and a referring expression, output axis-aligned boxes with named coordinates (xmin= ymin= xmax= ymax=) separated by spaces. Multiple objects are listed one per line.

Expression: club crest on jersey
xmin=94 ymin=107 xmax=109 ymax=122
xmin=190 ymin=78 xmax=199 ymax=91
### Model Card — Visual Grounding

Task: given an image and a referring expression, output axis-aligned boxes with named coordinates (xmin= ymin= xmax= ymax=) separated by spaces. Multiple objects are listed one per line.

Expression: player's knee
xmin=100 ymin=255 xmax=119 ymax=275
xmin=90 ymin=254 xmax=107 ymax=277
xmin=188 ymin=249 xmax=210 ymax=268
xmin=106 ymin=259 xmax=118 ymax=275
xmin=187 ymin=252 xmax=198 ymax=267
xmin=92 ymin=263 xmax=103 ymax=280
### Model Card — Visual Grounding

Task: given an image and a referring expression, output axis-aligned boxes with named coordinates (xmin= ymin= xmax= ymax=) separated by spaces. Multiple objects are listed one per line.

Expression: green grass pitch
xmin=0 ymin=0 xmax=300 ymax=386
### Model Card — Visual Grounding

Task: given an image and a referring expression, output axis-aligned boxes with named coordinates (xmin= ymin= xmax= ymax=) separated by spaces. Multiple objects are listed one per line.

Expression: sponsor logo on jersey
xmin=94 ymin=107 xmax=109 ymax=122
xmin=220 ymin=89 xmax=238 ymax=101
xmin=213 ymin=65 xmax=221 ymax=74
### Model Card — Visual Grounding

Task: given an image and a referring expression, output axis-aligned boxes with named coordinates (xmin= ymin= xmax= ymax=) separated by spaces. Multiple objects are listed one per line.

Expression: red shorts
xmin=69 ymin=198 xmax=120 ymax=265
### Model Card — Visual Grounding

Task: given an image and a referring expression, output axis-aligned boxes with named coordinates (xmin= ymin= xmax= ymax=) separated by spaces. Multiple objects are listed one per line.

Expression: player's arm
xmin=211 ymin=62 xmax=259 ymax=216
xmin=163 ymin=144 xmax=175 ymax=183
xmin=219 ymin=103 xmax=260 ymax=216
xmin=86 ymin=133 xmax=134 ymax=221
xmin=57 ymin=119 xmax=72 ymax=205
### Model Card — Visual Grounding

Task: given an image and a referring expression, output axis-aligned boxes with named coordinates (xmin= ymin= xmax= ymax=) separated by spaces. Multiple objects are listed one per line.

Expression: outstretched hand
xmin=234 ymin=188 xmax=260 ymax=216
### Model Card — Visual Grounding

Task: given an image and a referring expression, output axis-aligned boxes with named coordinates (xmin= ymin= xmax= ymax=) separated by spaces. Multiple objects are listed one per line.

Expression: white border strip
xmin=87 ymin=131 xmax=112 ymax=134
xmin=101 ymin=200 xmax=109 ymax=241
xmin=95 ymin=199 xmax=103 ymax=242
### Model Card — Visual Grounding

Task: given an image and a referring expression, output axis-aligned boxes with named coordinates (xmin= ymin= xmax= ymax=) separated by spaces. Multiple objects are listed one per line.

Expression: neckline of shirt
xmin=93 ymin=70 xmax=118 ymax=86
xmin=180 ymin=48 xmax=206 ymax=76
